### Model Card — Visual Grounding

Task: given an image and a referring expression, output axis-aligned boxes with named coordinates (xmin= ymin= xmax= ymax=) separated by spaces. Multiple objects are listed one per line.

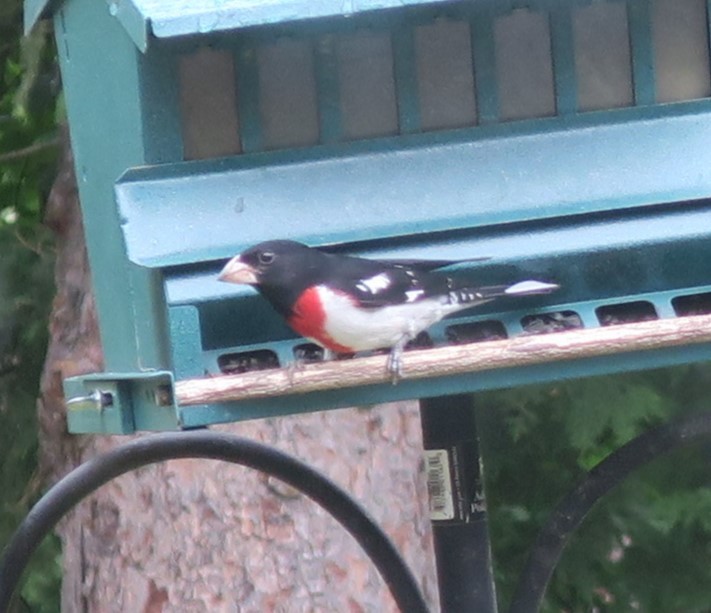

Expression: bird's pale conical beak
xmin=218 ymin=256 xmax=259 ymax=285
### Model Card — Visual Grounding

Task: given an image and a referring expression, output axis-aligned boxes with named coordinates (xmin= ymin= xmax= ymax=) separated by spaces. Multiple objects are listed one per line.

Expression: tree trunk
xmin=38 ymin=131 xmax=438 ymax=612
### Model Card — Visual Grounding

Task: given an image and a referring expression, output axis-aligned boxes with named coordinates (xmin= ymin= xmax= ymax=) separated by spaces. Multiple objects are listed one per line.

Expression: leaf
xmin=564 ymin=377 xmax=669 ymax=465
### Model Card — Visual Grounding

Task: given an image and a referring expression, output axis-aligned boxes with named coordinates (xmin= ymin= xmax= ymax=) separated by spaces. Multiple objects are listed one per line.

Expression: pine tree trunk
xmin=38 ymin=131 xmax=438 ymax=612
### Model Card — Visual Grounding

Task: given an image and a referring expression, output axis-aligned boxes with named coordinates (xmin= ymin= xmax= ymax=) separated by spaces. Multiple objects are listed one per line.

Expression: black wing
xmin=321 ymin=253 xmax=453 ymax=309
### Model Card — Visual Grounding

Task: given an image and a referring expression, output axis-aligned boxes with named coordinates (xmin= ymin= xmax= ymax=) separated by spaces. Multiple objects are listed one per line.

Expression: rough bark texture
xmin=38 ymin=133 xmax=438 ymax=612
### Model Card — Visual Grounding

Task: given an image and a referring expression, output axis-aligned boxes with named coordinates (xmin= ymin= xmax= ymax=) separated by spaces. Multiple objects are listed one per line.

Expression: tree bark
xmin=38 ymin=131 xmax=437 ymax=612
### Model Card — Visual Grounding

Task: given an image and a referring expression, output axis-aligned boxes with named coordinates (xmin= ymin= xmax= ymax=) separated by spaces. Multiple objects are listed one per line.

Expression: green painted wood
xmin=54 ymin=0 xmax=170 ymax=371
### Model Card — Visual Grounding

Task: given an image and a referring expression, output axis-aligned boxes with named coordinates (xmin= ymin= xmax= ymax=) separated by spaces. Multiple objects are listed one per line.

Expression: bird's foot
xmin=285 ymin=359 xmax=307 ymax=385
xmin=288 ymin=345 xmax=349 ymax=384
xmin=386 ymin=340 xmax=408 ymax=385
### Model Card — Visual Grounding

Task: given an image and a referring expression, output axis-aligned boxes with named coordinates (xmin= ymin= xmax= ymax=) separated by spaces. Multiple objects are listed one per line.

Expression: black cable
xmin=0 ymin=431 xmax=429 ymax=613
xmin=509 ymin=410 xmax=711 ymax=613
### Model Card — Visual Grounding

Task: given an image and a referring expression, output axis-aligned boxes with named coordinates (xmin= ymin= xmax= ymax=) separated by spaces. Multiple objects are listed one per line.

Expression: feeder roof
xmin=25 ymin=0 xmax=456 ymax=51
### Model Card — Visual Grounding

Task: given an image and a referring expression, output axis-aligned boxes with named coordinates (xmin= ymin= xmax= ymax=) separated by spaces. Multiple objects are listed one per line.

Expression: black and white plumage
xmin=219 ymin=240 xmax=558 ymax=379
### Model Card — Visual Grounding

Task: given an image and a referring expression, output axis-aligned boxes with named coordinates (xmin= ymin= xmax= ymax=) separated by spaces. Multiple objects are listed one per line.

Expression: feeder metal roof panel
xmin=26 ymin=0 xmax=458 ymax=49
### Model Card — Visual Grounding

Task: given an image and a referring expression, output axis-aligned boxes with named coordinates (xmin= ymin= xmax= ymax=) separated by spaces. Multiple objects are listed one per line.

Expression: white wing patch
xmin=405 ymin=289 xmax=425 ymax=302
xmin=357 ymin=273 xmax=392 ymax=295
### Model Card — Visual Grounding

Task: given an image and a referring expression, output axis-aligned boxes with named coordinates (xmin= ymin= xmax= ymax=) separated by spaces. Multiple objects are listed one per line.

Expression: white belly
xmin=316 ymin=286 xmax=462 ymax=352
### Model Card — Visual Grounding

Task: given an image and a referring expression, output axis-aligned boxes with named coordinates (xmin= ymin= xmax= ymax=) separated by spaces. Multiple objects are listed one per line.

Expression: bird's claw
xmin=386 ymin=344 xmax=405 ymax=385
xmin=287 ymin=345 xmax=336 ymax=384
xmin=286 ymin=358 xmax=307 ymax=385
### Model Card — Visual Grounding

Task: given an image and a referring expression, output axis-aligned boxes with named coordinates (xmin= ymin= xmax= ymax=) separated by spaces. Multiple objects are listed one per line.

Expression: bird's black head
xmin=220 ymin=240 xmax=322 ymax=285
xmin=218 ymin=240 xmax=328 ymax=316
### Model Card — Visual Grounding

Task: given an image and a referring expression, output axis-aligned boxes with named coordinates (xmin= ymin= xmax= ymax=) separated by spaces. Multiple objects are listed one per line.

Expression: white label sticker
xmin=425 ymin=449 xmax=455 ymax=521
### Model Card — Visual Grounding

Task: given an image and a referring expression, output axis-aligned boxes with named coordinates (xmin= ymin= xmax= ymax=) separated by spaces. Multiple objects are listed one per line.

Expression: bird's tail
xmin=448 ymin=280 xmax=559 ymax=306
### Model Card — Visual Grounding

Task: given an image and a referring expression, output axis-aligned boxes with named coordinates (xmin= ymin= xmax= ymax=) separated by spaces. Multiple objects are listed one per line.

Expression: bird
xmin=218 ymin=240 xmax=558 ymax=381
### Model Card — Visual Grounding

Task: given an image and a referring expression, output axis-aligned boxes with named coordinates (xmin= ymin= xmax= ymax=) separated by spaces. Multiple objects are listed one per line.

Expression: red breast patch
xmin=288 ymin=286 xmax=353 ymax=353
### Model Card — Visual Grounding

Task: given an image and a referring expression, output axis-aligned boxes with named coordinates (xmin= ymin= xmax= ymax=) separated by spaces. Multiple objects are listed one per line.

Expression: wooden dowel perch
xmin=175 ymin=313 xmax=711 ymax=407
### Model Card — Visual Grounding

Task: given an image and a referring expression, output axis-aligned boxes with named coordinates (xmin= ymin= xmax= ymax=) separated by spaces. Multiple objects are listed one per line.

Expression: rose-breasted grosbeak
xmin=219 ymin=240 xmax=558 ymax=379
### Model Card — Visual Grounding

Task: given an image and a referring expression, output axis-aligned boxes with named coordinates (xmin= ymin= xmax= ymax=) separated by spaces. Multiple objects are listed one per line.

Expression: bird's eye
xmin=258 ymin=251 xmax=275 ymax=265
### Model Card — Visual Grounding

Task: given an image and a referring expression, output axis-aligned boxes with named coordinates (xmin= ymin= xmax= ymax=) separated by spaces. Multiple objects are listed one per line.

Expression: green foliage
xmin=1 ymin=0 xmax=61 ymax=610
xmin=1 ymin=2 xmax=60 ymax=234
xmin=477 ymin=368 xmax=711 ymax=612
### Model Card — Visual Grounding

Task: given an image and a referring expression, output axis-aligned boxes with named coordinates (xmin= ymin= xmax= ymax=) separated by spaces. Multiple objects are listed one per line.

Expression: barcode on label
xmin=425 ymin=449 xmax=455 ymax=521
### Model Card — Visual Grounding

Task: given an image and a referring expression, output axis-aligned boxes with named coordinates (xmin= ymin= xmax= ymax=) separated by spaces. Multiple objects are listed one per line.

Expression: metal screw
xmin=66 ymin=389 xmax=113 ymax=412
xmin=153 ymin=385 xmax=174 ymax=407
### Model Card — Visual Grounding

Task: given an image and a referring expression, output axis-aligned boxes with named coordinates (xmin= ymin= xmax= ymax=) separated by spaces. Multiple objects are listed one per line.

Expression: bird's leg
xmin=386 ymin=336 xmax=410 ymax=385
xmin=285 ymin=359 xmax=304 ymax=385
xmin=287 ymin=345 xmax=338 ymax=384
xmin=287 ymin=346 xmax=316 ymax=383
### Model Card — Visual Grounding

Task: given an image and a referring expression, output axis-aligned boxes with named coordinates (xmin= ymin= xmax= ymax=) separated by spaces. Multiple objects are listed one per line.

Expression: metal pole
xmin=419 ymin=395 xmax=498 ymax=613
